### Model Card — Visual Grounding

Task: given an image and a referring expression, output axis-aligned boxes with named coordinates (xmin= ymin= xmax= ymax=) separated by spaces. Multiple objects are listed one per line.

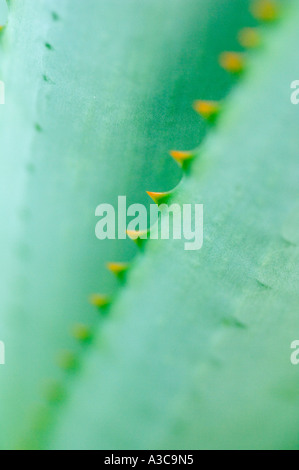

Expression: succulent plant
xmin=0 ymin=0 xmax=298 ymax=450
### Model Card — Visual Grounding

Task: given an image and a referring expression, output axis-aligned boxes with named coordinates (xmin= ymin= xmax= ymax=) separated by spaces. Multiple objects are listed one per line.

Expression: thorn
xmin=127 ymin=229 xmax=148 ymax=249
xmin=193 ymin=100 xmax=221 ymax=123
xmin=52 ymin=12 xmax=60 ymax=21
xmin=219 ymin=52 xmax=245 ymax=75
xmin=147 ymin=191 xmax=172 ymax=205
xmin=43 ymin=380 xmax=66 ymax=404
xmin=45 ymin=43 xmax=54 ymax=51
xmin=71 ymin=323 xmax=93 ymax=343
xmin=256 ymin=279 xmax=272 ymax=290
xmin=107 ymin=262 xmax=129 ymax=278
xmin=29 ymin=406 xmax=51 ymax=437
xmin=238 ymin=28 xmax=261 ymax=49
xmin=43 ymin=74 xmax=55 ymax=84
xmin=169 ymin=150 xmax=195 ymax=168
xmin=57 ymin=351 xmax=78 ymax=372
xmin=89 ymin=294 xmax=110 ymax=309
xmin=222 ymin=318 xmax=247 ymax=329
xmin=127 ymin=229 xmax=148 ymax=240
xmin=281 ymin=235 xmax=296 ymax=248
xmin=250 ymin=0 xmax=279 ymax=22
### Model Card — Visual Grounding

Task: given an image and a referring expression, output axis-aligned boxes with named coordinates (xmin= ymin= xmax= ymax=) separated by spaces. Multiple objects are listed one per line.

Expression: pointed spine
xmin=238 ymin=28 xmax=261 ymax=49
xmin=250 ymin=0 xmax=279 ymax=22
xmin=89 ymin=294 xmax=110 ymax=310
xmin=146 ymin=191 xmax=173 ymax=205
xmin=107 ymin=262 xmax=129 ymax=282
xmin=127 ymin=229 xmax=148 ymax=249
xmin=71 ymin=323 xmax=93 ymax=343
xmin=219 ymin=52 xmax=245 ymax=75
xmin=169 ymin=150 xmax=195 ymax=170
xmin=42 ymin=380 xmax=66 ymax=404
xmin=193 ymin=100 xmax=221 ymax=123
xmin=56 ymin=350 xmax=78 ymax=372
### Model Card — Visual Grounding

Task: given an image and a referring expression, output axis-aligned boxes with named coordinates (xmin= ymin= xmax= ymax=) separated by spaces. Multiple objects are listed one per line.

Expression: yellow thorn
xmin=43 ymin=380 xmax=66 ymax=404
xmin=238 ymin=28 xmax=261 ymax=48
xmin=127 ymin=229 xmax=149 ymax=249
xmin=219 ymin=52 xmax=245 ymax=74
xmin=107 ymin=262 xmax=129 ymax=277
xmin=251 ymin=0 xmax=279 ymax=22
xmin=71 ymin=323 xmax=92 ymax=342
xmin=146 ymin=191 xmax=171 ymax=205
xmin=127 ymin=229 xmax=148 ymax=241
xmin=89 ymin=294 xmax=110 ymax=308
xmin=57 ymin=350 xmax=78 ymax=371
xmin=169 ymin=150 xmax=194 ymax=167
xmin=193 ymin=100 xmax=220 ymax=122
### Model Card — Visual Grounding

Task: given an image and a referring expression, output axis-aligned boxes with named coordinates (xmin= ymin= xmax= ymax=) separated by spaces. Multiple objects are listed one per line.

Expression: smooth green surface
xmin=0 ymin=0 xmax=254 ymax=449
xmin=46 ymin=4 xmax=299 ymax=450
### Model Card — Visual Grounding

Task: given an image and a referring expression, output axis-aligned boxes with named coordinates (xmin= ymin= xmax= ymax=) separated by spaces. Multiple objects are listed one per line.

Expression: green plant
xmin=0 ymin=0 xmax=298 ymax=450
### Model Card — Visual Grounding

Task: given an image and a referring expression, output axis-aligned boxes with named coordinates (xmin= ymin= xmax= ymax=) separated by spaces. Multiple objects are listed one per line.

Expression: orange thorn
xmin=219 ymin=52 xmax=245 ymax=75
xmin=146 ymin=191 xmax=171 ymax=205
xmin=169 ymin=150 xmax=195 ymax=167
xmin=238 ymin=28 xmax=261 ymax=48
xmin=251 ymin=0 xmax=279 ymax=22
xmin=193 ymin=100 xmax=220 ymax=122
xmin=107 ymin=262 xmax=129 ymax=277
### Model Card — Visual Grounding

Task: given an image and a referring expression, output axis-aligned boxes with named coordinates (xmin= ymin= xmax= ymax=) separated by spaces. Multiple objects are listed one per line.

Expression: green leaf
xmin=45 ymin=2 xmax=299 ymax=450
xmin=0 ymin=0 xmax=254 ymax=449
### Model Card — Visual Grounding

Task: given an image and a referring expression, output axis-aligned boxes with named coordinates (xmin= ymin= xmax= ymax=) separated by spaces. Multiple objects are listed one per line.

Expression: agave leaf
xmin=0 ymin=0 xmax=253 ymax=449
xmin=46 ymin=2 xmax=299 ymax=450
